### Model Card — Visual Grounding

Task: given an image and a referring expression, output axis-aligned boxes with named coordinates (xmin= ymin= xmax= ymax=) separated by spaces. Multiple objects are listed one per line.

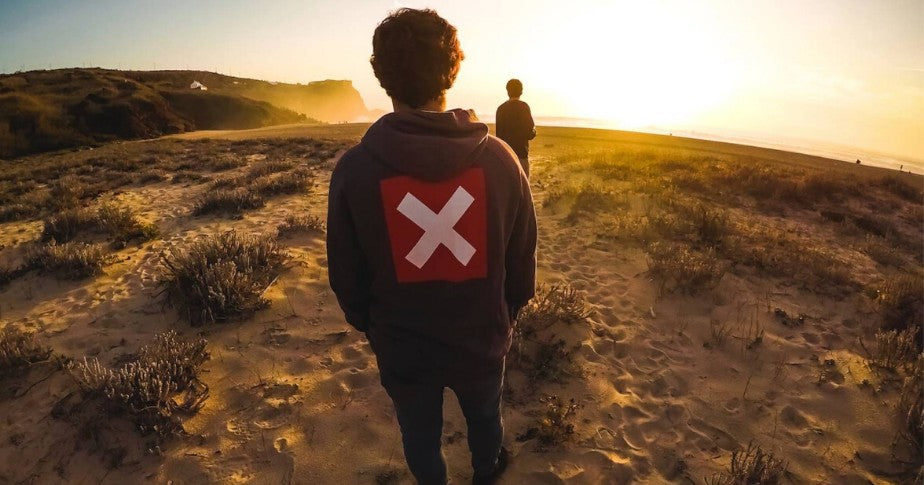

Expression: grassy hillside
xmin=124 ymin=70 xmax=368 ymax=122
xmin=0 ymin=68 xmax=367 ymax=159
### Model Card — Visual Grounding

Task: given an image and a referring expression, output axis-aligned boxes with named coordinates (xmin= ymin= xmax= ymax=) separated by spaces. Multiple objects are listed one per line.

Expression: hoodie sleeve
xmin=326 ymin=164 xmax=372 ymax=332
xmin=505 ymin=166 xmax=538 ymax=319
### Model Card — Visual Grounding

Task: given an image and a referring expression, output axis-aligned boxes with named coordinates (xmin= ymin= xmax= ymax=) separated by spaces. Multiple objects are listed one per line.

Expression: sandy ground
xmin=0 ymin=124 xmax=920 ymax=484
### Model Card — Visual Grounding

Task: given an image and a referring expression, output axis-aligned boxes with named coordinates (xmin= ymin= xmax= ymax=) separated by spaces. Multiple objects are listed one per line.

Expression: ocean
xmin=479 ymin=115 xmax=923 ymax=175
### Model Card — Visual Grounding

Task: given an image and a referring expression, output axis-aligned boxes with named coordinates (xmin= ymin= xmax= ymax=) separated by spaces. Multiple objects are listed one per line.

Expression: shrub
xmin=899 ymin=355 xmax=923 ymax=463
xmin=247 ymin=160 xmax=295 ymax=179
xmin=0 ymin=203 xmax=36 ymax=223
xmin=96 ymin=204 xmax=158 ymax=247
xmin=877 ymin=275 xmax=924 ymax=333
xmin=725 ymin=227 xmax=853 ymax=291
xmin=41 ymin=207 xmax=98 ymax=243
xmin=69 ymin=331 xmax=209 ymax=440
xmin=135 ymin=169 xmax=168 ymax=184
xmin=876 ymin=176 xmax=922 ymax=203
xmin=646 ymin=242 xmax=725 ymax=293
xmin=193 ymin=189 xmax=264 ymax=215
xmin=209 ymin=175 xmax=247 ymax=190
xmin=870 ymin=327 xmax=920 ymax=371
xmin=171 ymin=171 xmax=209 ymax=184
xmin=0 ymin=264 xmax=27 ymax=288
xmin=510 ymin=284 xmax=588 ymax=373
xmin=0 ymin=327 xmax=53 ymax=379
xmin=569 ymin=183 xmax=627 ymax=216
xmin=863 ymin=235 xmax=905 ymax=267
xmin=251 ymin=171 xmax=311 ymax=197
xmin=706 ymin=441 xmax=787 ymax=485
xmin=208 ymin=157 xmax=245 ymax=171
xmin=26 ymin=242 xmax=108 ymax=279
xmin=688 ymin=205 xmax=729 ymax=248
xmin=158 ymin=231 xmax=287 ymax=324
xmin=516 ymin=284 xmax=589 ymax=338
xmin=531 ymin=395 xmax=580 ymax=450
xmin=48 ymin=175 xmax=87 ymax=210
xmin=277 ymin=214 xmax=325 ymax=237
xmin=527 ymin=338 xmax=577 ymax=383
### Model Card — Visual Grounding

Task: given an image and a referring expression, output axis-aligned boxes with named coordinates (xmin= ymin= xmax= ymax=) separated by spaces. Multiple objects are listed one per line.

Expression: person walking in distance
xmin=326 ymin=8 xmax=537 ymax=485
xmin=495 ymin=79 xmax=536 ymax=177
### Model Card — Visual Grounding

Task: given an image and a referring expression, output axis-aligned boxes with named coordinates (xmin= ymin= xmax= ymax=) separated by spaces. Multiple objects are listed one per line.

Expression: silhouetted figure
xmin=856 ymin=159 xmax=861 ymax=164
xmin=327 ymin=8 xmax=535 ymax=485
xmin=496 ymin=79 xmax=536 ymax=177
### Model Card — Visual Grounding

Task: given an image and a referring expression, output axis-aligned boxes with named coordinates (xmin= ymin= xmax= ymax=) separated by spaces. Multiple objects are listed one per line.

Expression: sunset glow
xmin=2 ymin=0 xmax=922 ymax=164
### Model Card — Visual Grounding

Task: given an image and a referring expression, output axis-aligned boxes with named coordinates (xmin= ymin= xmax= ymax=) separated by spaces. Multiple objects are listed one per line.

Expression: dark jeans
xmin=380 ymin=366 xmax=505 ymax=485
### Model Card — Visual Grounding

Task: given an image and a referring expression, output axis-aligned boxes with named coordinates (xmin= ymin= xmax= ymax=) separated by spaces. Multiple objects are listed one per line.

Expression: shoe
xmin=473 ymin=446 xmax=509 ymax=485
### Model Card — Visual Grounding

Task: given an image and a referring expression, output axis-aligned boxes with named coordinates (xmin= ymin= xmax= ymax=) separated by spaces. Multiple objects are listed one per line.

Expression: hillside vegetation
xmin=0 ymin=68 xmax=368 ymax=158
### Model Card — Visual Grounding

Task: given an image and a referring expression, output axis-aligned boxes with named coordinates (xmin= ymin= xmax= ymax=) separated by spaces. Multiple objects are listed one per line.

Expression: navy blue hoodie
xmin=326 ymin=109 xmax=537 ymax=383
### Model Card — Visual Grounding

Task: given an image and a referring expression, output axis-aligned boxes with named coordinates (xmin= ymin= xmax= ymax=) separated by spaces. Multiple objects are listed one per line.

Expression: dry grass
xmin=646 ymin=242 xmax=725 ymax=293
xmin=0 ymin=327 xmax=53 ymax=379
xmin=277 ymin=214 xmax=325 ymax=237
xmin=40 ymin=204 xmax=157 ymax=247
xmin=69 ymin=331 xmax=210 ymax=440
xmin=877 ymin=274 xmax=924 ymax=333
xmin=705 ymin=441 xmax=787 ymax=485
xmin=510 ymin=284 xmax=588 ymax=378
xmin=899 ymin=355 xmax=923 ymax=470
xmin=135 ymin=169 xmax=168 ymax=184
xmin=529 ymin=395 xmax=580 ymax=451
xmin=157 ymin=231 xmax=287 ymax=324
xmin=0 ymin=137 xmax=347 ymax=225
xmin=96 ymin=204 xmax=158 ymax=247
xmin=564 ymin=146 xmax=920 ymax=296
xmin=545 ymin=182 xmax=628 ymax=220
xmin=26 ymin=241 xmax=109 ymax=279
xmin=870 ymin=327 xmax=920 ymax=371
xmin=250 ymin=171 xmax=311 ymax=197
xmin=516 ymin=284 xmax=590 ymax=337
xmin=247 ymin=160 xmax=296 ymax=179
xmin=193 ymin=188 xmax=264 ymax=216
xmin=526 ymin=338 xmax=578 ymax=383
xmin=41 ymin=207 xmax=98 ymax=243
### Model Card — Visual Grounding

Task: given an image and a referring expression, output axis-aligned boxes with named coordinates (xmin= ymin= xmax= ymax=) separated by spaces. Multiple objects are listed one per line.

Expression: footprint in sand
xmin=780 ymin=405 xmax=809 ymax=428
xmin=688 ymin=418 xmax=738 ymax=452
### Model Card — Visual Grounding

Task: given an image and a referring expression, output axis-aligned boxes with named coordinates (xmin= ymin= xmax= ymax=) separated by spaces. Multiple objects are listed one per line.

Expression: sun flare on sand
xmin=524 ymin=2 xmax=738 ymax=128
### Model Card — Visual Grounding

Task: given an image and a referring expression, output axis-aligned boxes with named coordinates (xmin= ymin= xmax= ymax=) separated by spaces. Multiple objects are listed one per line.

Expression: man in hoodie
xmin=495 ymin=79 xmax=536 ymax=177
xmin=326 ymin=8 xmax=537 ymax=485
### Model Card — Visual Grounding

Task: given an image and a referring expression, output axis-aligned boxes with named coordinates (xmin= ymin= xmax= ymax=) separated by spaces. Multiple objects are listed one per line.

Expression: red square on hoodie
xmin=380 ymin=167 xmax=488 ymax=283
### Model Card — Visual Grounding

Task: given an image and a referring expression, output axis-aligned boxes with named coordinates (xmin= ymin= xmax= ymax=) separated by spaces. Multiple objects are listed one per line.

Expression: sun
xmin=524 ymin=2 xmax=739 ymax=129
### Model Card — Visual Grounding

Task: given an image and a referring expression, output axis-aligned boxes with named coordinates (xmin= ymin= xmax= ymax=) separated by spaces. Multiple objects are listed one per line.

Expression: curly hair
xmin=370 ymin=8 xmax=464 ymax=109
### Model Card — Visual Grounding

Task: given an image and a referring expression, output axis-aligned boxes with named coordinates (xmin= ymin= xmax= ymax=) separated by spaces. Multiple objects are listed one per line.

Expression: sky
xmin=1 ymin=0 xmax=922 ymax=163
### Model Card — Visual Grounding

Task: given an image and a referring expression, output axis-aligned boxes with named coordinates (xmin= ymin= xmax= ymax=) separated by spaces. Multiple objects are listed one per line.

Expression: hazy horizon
xmin=2 ymin=0 xmax=922 ymax=163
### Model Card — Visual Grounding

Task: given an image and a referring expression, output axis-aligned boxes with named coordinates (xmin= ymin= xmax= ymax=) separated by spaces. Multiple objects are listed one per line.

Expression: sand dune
xmin=1 ymin=124 xmax=921 ymax=484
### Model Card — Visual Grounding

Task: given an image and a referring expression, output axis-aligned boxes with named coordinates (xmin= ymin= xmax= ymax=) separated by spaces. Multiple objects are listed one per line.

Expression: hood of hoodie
xmin=362 ymin=108 xmax=489 ymax=182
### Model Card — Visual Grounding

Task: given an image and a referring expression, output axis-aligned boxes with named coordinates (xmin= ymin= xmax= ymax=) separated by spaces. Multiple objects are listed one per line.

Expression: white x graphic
xmin=397 ymin=187 xmax=476 ymax=269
